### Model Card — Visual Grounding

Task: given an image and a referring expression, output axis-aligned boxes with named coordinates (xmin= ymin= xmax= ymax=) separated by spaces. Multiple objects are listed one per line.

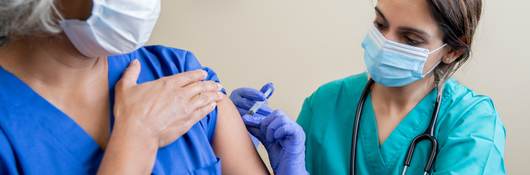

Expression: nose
xmin=379 ymin=28 xmax=400 ymax=43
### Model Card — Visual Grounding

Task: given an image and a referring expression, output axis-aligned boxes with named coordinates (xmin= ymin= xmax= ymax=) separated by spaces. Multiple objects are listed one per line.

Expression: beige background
xmin=149 ymin=0 xmax=530 ymax=174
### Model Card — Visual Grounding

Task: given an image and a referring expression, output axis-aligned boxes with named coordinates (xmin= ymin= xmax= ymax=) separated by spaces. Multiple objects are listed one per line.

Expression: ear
xmin=442 ymin=48 xmax=465 ymax=64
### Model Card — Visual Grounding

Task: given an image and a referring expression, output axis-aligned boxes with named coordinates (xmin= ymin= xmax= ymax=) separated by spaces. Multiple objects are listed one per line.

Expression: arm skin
xmin=213 ymin=97 xmax=269 ymax=174
xmin=97 ymin=118 xmax=160 ymax=175
xmin=96 ymin=97 xmax=269 ymax=175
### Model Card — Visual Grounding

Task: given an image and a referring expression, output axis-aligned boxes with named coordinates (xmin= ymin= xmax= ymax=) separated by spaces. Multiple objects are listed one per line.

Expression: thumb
xmin=247 ymin=127 xmax=264 ymax=142
xmin=118 ymin=59 xmax=141 ymax=88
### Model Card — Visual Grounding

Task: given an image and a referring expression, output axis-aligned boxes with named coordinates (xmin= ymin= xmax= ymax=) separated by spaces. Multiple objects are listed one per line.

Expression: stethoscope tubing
xmin=350 ymin=79 xmax=442 ymax=175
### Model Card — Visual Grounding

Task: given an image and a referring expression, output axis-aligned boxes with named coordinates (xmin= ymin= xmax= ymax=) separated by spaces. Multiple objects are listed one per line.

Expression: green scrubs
xmin=297 ymin=73 xmax=505 ymax=175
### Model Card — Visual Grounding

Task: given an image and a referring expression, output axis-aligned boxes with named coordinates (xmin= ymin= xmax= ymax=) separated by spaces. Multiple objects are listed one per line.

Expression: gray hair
xmin=0 ymin=0 xmax=62 ymax=46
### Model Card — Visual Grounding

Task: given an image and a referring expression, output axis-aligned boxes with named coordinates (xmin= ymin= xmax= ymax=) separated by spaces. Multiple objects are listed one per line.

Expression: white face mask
xmin=60 ymin=0 xmax=161 ymax=58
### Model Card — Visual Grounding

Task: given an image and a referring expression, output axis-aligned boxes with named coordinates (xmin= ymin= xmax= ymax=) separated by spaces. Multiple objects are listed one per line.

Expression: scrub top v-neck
xmin=297 ymin=73 xmax=506 ymax=175
xmin=0 ymin=45 xmax=222 ymax=175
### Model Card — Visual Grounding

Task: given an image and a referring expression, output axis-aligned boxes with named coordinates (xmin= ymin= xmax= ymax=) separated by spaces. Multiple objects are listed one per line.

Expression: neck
xmin=372 ymin=76 xmax=435 ymax=111
xmin=0 ymin=34 xmax=106 ymax=88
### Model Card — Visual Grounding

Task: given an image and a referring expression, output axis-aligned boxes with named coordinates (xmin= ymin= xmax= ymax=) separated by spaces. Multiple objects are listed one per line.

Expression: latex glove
xmin=230 ymin=83 xmax=275 ymax=124
xmin=230 ymin=84 xmax=308 ymax=175
xmin=230 ymin=83 xmax=275 ymax=145
xmin=248 ymin=110 xmax=308 ymax=175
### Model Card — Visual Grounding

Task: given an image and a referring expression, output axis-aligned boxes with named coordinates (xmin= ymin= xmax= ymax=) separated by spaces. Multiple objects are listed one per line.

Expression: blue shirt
xmin=0 ymin=46 xmax=222 ymax=174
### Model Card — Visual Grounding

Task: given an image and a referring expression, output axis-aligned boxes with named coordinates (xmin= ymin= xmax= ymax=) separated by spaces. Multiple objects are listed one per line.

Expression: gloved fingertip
xmin=242 ymin=90 xmax=267 ymax=101
xmin=260 ymin=82 xmax=275 ymax=99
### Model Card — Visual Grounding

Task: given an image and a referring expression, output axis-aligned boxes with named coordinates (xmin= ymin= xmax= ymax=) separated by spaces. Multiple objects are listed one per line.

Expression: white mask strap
xmin=428 ymin=44 xmax=447 ymax=54
xmin=423 ymin=59 xmax=442 ymax=76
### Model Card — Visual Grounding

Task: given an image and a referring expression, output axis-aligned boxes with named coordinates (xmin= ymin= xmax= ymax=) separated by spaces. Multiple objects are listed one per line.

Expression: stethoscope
xmin=350 ymin=79 xmax=443 ymax=175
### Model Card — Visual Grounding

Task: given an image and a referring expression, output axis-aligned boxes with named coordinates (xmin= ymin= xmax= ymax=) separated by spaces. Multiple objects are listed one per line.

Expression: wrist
xmin=112 ymin=117 xmax=159 ymax=149
xmin=98 ymin=119 xmax=159 ymax=175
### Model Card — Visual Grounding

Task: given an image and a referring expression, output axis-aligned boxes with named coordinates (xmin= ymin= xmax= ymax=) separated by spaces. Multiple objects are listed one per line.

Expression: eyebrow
xmin=374 ymin=7 xmax=388 ymax=23
xmin=374 ymin=6 xmax=431 ymax=39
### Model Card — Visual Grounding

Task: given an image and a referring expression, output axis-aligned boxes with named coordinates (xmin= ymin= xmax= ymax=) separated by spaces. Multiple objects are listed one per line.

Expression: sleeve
xmin=297 ymin=97 xmax=314 ymax=137
xmin=0 ymin=127 xmax=18 ymax=174
xmin=433 ymin=99 xmax=506 ymax=175
xmin=180 ymin=50 xmax=223 ymax=142
xmin=297 ymin=96 xmax=315 ymax=173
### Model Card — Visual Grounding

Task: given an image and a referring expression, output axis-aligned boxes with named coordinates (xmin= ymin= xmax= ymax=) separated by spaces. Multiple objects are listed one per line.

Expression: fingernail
xmin=211 ymin=103 xmax=217 ymax=109
xmin=201 ymin=70 xmax=208 ymax=79
xmin=216 ymin=92 xmax=224 ymax=99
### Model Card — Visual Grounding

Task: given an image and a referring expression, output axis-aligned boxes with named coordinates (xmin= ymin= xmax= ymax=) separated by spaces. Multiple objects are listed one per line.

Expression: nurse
xmin=231 ymin=0 xmax=506 ymax=174
xmin=0 ymin=0 xmax=298 ymax=174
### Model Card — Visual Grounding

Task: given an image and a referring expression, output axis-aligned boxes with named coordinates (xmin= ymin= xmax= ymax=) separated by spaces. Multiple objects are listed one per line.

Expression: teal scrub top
xmin=297 ymin=73 xmax=506 ymax=175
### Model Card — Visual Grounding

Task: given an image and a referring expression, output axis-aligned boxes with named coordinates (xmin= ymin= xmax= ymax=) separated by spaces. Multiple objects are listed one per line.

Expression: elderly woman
xmin=0 ymin=0 xmax=293 ymax=174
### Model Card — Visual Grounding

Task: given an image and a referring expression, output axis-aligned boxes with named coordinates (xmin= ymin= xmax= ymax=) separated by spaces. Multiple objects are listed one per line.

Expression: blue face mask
xmin=362 ymin=25 xmax=446 ymax=87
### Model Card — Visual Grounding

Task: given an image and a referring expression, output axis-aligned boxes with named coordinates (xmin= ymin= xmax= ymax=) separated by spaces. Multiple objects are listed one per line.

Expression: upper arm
xmin=147 ymin=46 xmax=267 ymax=173
xmin=212 ymin=97 xmax=268 ymax=174
xmin=433 ymin=100 xmax=506 ymax=174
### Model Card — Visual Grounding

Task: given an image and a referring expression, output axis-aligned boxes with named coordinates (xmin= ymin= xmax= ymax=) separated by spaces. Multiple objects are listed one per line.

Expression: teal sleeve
xmin=297 ymin=97 xmax=314 ymax=173
xmin=297 ymin=97 xmax=314 ymax=134
xmin=433 ymin=99 xmax=506 ymax=175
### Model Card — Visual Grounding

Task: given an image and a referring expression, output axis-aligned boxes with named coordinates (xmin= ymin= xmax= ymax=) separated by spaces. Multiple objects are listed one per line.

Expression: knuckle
xmin=198 ymin=82 xmax=209 ymax=92
xmin=197 ymin=94 xmax=207 ymax=104
xmin=115 ymin=82 xmax=125 ymax=91
xmin=183 ymin=107 xmax=192 ymax=115
xmin=182 ymin=76 xmax=192 ymax=83
xmin=202 ymin=105 xmax=213 ymax=114
xmin=166 ymin=78 xmax=177 ymax=87
xmin=200 ymin=81 xmax=213 ymax=92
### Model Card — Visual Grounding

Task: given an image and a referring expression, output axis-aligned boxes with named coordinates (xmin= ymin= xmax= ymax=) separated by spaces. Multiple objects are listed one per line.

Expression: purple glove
xmin=248 ymin=110 xmax=308 ymax=175
xmin=230 ymin=83 xmax=275 ymax=124
xmin=230 ymin=83 xmax=275 ymax=145
xmin=230 ymin=84 xmax=308 ymax=175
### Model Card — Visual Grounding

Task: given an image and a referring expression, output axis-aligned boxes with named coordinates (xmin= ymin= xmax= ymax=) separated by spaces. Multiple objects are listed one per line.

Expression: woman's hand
xmin=98 ymin=60 xmax=224 ymax=175
xmin=113 ymin=59 xmax=224 ymax=147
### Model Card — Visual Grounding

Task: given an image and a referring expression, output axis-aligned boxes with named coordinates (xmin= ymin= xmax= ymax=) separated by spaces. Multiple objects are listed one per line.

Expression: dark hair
xmin=427 ymin=0 xmax=483 ymax=86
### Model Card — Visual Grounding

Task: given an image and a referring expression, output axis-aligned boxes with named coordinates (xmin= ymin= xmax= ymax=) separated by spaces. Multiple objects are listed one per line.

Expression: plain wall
xmin=149 ymin=0 xmax=530 ymax=173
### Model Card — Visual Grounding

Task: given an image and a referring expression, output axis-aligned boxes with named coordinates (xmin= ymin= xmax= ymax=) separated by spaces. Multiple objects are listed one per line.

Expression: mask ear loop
xmin=422 ymin=44 xmax=447 ymax=76
xmin=423 ymin=60 xmax=442 ymax=77
xmin=428 ymin=44 xmax=447 ymax=54
xmin=51 ymin=2 xmax=65 ymax=22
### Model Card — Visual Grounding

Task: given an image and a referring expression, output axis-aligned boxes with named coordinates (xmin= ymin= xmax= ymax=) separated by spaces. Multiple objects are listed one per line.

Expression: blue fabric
xmin=0 ymin=45 xmax=222 ymax=175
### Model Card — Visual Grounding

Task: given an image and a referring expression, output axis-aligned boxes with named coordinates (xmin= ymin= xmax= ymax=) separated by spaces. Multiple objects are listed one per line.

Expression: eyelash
xmin=374 ymin=21 xmax=386 ymax=30
xmin=374 ymin=21 xmax=424 ymax=46
xmin=405 ymin=36 xmax=422 ymax=46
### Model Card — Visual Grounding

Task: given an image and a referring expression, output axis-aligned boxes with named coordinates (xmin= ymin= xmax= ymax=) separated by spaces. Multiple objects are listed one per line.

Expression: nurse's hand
xmin=230 ymin=84 xmax=274 ymax=145
xmin=230 ymin=83 xmax=275 ymax=126
xmin=246 ymin=111 xmax=308 ymax=175
xmin=113 ymin=59 xmax=224 ymax=147
xmin=230 ymin=85 xmax=308 ymax=175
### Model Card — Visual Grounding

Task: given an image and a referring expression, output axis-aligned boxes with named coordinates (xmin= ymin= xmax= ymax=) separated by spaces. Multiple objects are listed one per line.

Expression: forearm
xmin=97 ymin=120 xmax=159 ymax=175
